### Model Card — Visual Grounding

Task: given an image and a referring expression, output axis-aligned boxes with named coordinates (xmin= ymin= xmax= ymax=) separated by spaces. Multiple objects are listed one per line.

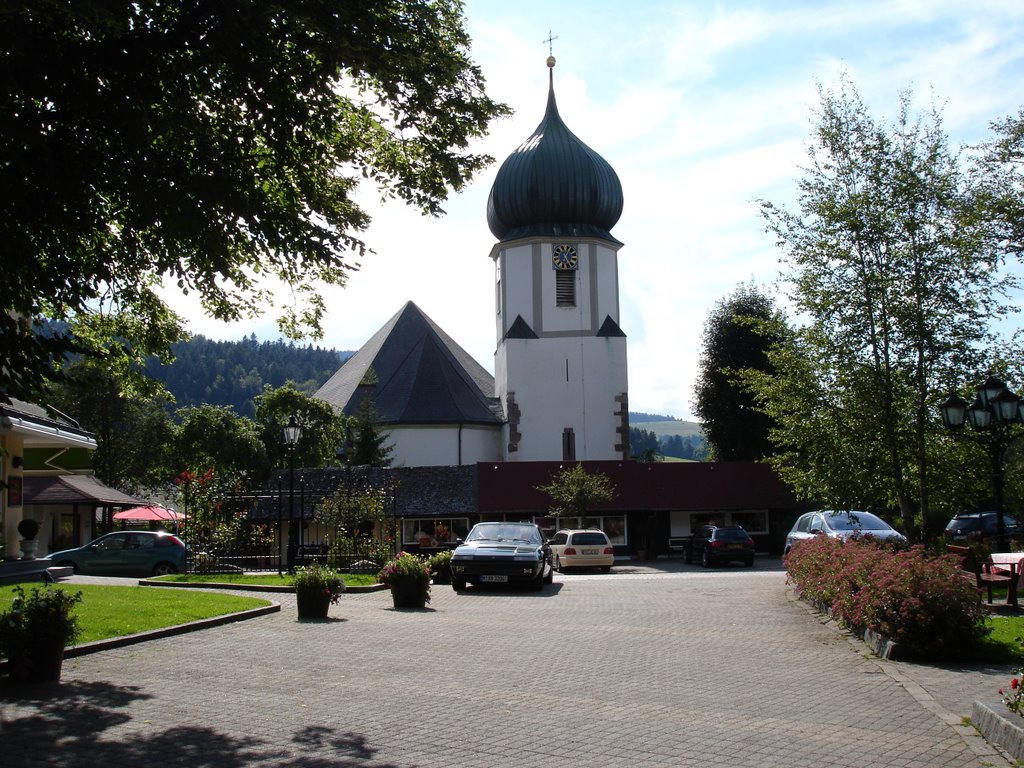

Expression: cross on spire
xmin=543 ymin=30 xmax=558 ymax=56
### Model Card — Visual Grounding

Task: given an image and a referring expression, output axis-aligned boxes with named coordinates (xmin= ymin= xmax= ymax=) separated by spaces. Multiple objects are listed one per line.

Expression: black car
xmin=685 ymin=524 xmax=755 ymax=567
xmin=945 ymin=512 xmax=1021 ymax=544
xmin=450 ymin=522 xmax=554 ymax=591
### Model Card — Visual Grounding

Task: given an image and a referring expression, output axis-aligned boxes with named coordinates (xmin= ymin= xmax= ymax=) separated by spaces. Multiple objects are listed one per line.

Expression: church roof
xmin=315 ymin=302 xmax=502 ymax=426
xmin=486 ymin=58 xmax=624 ymax=243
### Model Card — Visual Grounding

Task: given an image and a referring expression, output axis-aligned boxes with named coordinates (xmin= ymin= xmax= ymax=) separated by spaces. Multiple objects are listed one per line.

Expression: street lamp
xmin=283 ymin=414 xmax=302 ymax=570
xmin=939 ymin=377 xmax=1024 ymax=552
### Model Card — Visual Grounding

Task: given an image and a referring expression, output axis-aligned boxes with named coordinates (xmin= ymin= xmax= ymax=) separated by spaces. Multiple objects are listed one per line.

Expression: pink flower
xmin=1013 ymin=678 xmax=1020 ymax=690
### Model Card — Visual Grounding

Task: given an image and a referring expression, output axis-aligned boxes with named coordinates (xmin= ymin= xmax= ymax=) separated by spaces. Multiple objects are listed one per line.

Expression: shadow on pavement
xmin=0 ymin=679 xmax=405 ymax=767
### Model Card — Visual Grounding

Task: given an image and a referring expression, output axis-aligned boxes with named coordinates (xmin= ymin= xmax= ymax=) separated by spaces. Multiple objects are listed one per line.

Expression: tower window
xmin=556 ymin=271 xmax=576 ymax=307
xmin=562 ymin=428 xmax=576 ymax=461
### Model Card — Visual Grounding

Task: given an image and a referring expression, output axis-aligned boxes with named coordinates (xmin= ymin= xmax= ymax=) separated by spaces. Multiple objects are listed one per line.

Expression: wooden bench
xmin=947 ymin=544 xmax=1018 ymax=607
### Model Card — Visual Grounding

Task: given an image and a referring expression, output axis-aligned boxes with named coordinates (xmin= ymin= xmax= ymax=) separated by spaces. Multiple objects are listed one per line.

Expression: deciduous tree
xmin=693 ymin=283 xmax=782 ymax=461
xmin=1 ymin=1 xmax=509 ymax=403
xmin=753 ymin=76 xmax=1019 ymax=539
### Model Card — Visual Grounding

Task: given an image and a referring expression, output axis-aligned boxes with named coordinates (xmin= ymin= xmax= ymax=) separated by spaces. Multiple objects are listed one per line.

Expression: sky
xmin=166 ymin=0 xmax=1024 ymax=421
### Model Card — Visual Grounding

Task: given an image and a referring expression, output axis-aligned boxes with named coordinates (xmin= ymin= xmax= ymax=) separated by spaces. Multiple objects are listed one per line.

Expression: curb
xmin=973 ymin=700 xmax=1024 ymax=762
xmin=139 ymin=579 xmax=389 ymax=593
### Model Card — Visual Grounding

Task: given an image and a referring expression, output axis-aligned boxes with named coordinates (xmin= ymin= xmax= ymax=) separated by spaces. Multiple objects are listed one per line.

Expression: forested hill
xmin=144 ymin=335 xmax=705 ymax=460
xmin=144 ymin=334 xmax=351 ymax=418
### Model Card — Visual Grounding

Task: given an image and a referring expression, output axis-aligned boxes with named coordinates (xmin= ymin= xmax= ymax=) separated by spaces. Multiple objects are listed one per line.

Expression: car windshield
xmin=825 ymin=512 xmax=891 ymax=531
xmin=467 ymin=525 xmax=539 ymax=544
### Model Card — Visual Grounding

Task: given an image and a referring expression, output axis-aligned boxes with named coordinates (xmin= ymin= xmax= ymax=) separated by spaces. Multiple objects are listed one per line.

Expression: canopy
xmin=113 ymin=505 xmax=188 ymax=522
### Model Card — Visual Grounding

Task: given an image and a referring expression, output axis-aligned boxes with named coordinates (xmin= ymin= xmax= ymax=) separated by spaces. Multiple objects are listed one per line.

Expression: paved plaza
xmin=0 ymin=561 xmax=1018 ymax=767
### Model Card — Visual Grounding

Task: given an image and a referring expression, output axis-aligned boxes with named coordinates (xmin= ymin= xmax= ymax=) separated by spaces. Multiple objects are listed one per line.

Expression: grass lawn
xmin=153 ymin=572 xmax=379 ymax=588
xmin=0 ymin=583 xmax=271 ymax=645
xmin=976 ymin=615 xmax=1024 ymax=664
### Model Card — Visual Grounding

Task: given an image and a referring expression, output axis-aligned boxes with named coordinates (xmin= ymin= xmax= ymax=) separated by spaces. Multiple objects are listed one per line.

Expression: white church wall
xmin=499 ymin=335 xmax=626 ymax=462
xmin=384 ymin=424 xmax=502 ymax=467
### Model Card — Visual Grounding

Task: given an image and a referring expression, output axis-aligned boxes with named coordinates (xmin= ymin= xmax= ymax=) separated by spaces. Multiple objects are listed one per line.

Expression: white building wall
xmin=384 ymin=424 xmax=502 ymax=467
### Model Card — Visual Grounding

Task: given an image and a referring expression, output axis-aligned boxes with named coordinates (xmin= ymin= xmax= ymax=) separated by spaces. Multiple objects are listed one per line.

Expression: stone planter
xmin=296 ymin=590 xmax=331 ymax=619
xmin=19 ymin=539 xmax=38 ymax=560
xmin=390 ymin=579 xmax=428 ymax=609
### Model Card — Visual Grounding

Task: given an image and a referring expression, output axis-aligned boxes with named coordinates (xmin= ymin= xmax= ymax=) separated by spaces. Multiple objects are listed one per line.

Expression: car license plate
xmin=582 ymin=549 xmax=598 ymax=555
xmin=728 ymin=544 xmax=743 ymax=550
xmin=480 ymin=575 xmax=508 ymax=582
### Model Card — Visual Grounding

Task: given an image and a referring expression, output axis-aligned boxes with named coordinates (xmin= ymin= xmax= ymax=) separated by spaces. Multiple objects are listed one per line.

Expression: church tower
xmin=486 ymin=56 xmax=628 ymax=462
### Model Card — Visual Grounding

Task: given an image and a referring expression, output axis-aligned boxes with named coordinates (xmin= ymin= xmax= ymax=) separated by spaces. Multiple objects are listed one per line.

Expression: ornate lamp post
xmin=283 ymin=414 xmax=302 ymax=571
xmin=939 ymin=376 xmax=1024 ymax=553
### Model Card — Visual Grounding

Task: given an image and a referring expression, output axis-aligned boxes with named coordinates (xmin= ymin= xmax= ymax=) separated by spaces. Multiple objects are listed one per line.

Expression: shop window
xmin=403 ymin=518 xmax=469 ymax=547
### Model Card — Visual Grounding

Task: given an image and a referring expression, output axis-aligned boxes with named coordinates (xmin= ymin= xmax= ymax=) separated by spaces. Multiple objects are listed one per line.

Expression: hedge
xmin=785 ymin=535 xmax=987 ymax=659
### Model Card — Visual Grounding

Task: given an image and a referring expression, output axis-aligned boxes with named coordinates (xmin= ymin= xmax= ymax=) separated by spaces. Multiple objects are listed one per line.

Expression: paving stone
xmin=0 ymin=563 xmax=1015 ymax=767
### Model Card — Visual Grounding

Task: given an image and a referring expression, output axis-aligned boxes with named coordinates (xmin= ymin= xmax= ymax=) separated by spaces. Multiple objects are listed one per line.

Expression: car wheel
xmin=601 ymin=566 xmax=611 ymax=573
xmin=701 ymin=549 xmax=712 ymax=568
xmin=544 ymin=563 xmax=554 ymax=584
xmin=554 ymin=555 xmax=562 ymax=573
xmin=452 ymin=578 xmax=467 ymax=591
xmin=57 ymin=560 xmax=79 ymax=574
xmin=152 ymin=562 xmax=177 ymax=577
xmin=683 ymin=548 xmax=692 ymax=565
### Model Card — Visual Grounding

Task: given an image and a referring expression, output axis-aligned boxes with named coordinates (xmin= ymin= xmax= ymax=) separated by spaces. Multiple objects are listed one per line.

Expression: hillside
xmin=145 ymin=335 xmax=705 ymax=458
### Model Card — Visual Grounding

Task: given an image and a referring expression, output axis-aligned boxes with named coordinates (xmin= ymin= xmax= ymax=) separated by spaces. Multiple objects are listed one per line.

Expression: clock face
xmin=552 ymin=244 xmax=578 ymax=270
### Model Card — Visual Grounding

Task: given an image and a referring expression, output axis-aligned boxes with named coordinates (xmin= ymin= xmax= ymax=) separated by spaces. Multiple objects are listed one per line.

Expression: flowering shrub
xmin=785 ymin=535 xmax=985 ymax=659
xmin=377 ymin=552 xmax=431 ymax=603
xmin=1000 ymin=673 xmax=1024 ymax=716
xmin=291 ymin=564 xmax=346 ymax=604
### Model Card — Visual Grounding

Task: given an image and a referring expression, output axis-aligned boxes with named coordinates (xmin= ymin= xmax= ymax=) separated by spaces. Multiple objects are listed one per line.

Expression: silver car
xmin=784 ymin=510 xmax=907 ymax=554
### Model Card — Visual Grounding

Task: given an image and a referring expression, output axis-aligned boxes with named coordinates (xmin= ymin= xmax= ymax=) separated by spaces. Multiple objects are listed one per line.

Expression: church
xmin=303 ymin=57 xmax=796 ymax=557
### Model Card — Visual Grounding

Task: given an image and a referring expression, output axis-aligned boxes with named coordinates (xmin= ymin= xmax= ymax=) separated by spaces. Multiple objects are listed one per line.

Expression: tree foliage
xmin=536 ymin=464 xmax=616 ymax=518
xmin=173 ymin=404 xmax=268 ymax=481
xmin=346 ymin=395 xmax=394 ymax=468
xmin=693 ymin=283 xmax=782 ymax=461
xmin=751 ymin=75 xmax=1020 ymax=538
xmin=0 ymin=1 xmax=509 ymax=403
xmin=45 ymin=359 xmax=176 ymax=492
xmin=253 ymin=383 xmax=348 ymax=472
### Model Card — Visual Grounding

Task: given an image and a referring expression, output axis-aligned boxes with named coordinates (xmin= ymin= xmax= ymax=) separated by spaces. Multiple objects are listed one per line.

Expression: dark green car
xmin=49 ymin=531 xmax=187 ymax=577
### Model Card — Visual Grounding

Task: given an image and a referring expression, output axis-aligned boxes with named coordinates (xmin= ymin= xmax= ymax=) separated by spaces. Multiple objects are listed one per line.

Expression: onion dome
xmin=486 ymin=57 xmax=623 ymax=242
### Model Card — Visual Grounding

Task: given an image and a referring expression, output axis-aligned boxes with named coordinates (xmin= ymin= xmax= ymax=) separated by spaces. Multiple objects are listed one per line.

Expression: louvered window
xmin=556 ymin=270 xmax=576 ymax=307
xmin=562 ymin=428 xmax=576 ymax=461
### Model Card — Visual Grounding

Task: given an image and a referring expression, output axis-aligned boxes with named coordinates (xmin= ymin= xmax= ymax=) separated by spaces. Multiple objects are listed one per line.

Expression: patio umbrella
xmin=113 ymin=505 xmax=188 ymax=522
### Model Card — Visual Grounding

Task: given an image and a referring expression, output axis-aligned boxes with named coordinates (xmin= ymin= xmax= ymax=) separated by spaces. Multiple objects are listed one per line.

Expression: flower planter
xmin=8 ymin=639 xmax=66 ymax=683
xmin=390 ymin=579 xmax=428 ymax=609
xmin=296 ymin=590 xmax=331 ymax=619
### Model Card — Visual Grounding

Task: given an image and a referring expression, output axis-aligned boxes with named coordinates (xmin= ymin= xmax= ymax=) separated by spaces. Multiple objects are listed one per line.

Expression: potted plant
xmin=292 ymin=564 xmax=345 ymax=619
xmin=377 ymin=552 xmax=431 ymax=609
xmin=428 ymin=549 xmax=453 ymax=585
xmin=17 ymin=518 xmax=40 ymax=559
xmin=0 ymin=583 xmax=83 ymax=682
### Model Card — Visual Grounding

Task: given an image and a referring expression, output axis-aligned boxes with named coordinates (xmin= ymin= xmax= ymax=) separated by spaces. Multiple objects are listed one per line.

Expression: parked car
xmin=450 ymin=522 xmax=553 ymax=591
xmin=685 ymin=524 xmax=755 ymax=567
xmin=548 ymin=529 xmax=614 ymax=572
xmin=784 ymin=510 xmax=907 ymax=554
xmin=49 ymin=531 xmax=187 ymax=577
xmin=945 ymin=511 xmax=1022 ymax=545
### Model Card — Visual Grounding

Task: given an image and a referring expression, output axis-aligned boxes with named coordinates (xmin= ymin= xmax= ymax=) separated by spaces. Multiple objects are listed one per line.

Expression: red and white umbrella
xmin=113 ymin=505 xmax=188 ymax=522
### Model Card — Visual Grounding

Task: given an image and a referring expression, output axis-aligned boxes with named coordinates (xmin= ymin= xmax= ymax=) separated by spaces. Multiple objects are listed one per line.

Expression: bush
xmin=785 ymin=536 xmax=986 ymax=659
xmin=16 ymin=518 xmax=40 ymax=540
